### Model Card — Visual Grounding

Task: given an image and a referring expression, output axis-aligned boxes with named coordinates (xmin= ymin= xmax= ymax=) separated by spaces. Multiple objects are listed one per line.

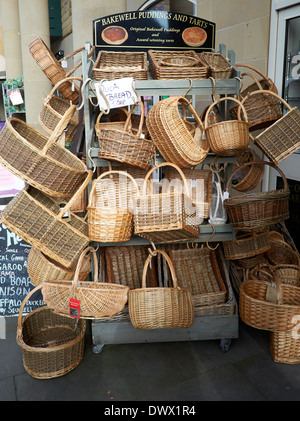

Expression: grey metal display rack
xmin=81 ymin=43 xmax=240 ymax=353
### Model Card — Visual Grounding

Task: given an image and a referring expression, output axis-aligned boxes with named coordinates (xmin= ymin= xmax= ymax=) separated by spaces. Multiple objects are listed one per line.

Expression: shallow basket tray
xmin=17 ymin=285 xmax=86 ymax=379
xmin=200 ymin=52 xmax=233 ymax=79
xmin=0 ymin=106 xmax=88 ymax=198
xmin=223 ymin=230 xmax=270 ymax=260
xmin=0 ymin=172 xmax=92 ymax=269
xmin=93 ymin=50 xmax=148 ymax=80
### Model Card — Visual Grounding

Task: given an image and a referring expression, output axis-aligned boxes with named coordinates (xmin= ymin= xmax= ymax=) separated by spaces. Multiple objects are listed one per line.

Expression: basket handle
xmin=95 ymin=107 xmax=130 ymax=128
xmin=225 ymin=160 xmax=289 ymax=193
xmin=240 ymin=72 xmax=264 ymax=91
xmin=250 ymin=267 xmax=284 ymax=305
xmin=73 ymin=246 xmax=98 ymax=288
xmin=87 ymin=170 xmax=140 ymax=207
xmin=45 ymin=76 xmax=84 ymax=103
xmin=58 ymin=45 xmax=95 ymax=77
xmin=235 ymin=63 xmax=276 ymax=90
xmin=57 ymin=170 xmax=93 ymax=220
xmin=17 ymin=284 xmax=43 ymax=339
xmin=142 ymin=249 xmax=178 ymax=289
xmin=42 ymin=104 xmax=77 ymax=154
xmin=123 ymin=101 xmax=144 ymax=137
xmin=141 ymin=162 xmax=192 ymax=197
xmin=178 ymin=96 xmax=204 ymax=131
xmin=204 ymin=96 xmax=249 ymax=127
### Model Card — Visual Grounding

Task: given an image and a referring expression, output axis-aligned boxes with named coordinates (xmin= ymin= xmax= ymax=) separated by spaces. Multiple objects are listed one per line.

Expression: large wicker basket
xmin=245 ymin=91 xmax=300 ymax=165
xmin=146 ymin=96 xmax=209 ymax=168
xmin=204 ymin=96 xmax=250 ymax=156
xmin=42 ymin=247 xmax=129 ymax=320
xmin=133 ymin=162 xmax=199 ymax=243
xmin=17 ymin=285 xmax=86 ymax=379
xmin=0 ymin=105 xmax=88 ymax=199
xmin=0 ymin=172 xmax=92 ymax=268
xmin=128 ymin=249 xmax=194 ymax=329
xmin=223 ymin=161 xmax=290 ymax=231
xmin=28 ymin=37 xmax=94 ymax=103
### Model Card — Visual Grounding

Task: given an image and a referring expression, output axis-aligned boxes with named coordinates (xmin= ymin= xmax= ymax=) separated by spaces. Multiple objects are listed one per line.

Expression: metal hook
xmin=183 ymin=78 xmax=193 ymax=97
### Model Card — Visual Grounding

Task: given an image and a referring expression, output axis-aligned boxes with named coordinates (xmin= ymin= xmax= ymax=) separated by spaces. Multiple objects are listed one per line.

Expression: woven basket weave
xmin=17 ymin=285 xmax=86 ymax=379
xmin=128 ymin=249 xmax=194 ymax=329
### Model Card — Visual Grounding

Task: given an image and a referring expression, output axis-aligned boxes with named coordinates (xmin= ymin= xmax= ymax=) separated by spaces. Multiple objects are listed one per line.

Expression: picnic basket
xmin=16 ymin=285 xmax=86 ymax=379
xmin=0 ymin=105 xmax=88 ymax=199
xmin=28 ymin=37 xmax=94 ymax=103
xmin=231 ymin=148 xmax=265 ymax=192
xmin=96 ymin=102 xmax=156 ymax=170
xmin=0 ymin=171 xmax=92 ymax=269
xmin=92 ymin=50 xmax=148 ymax=80
xmin=223 ymin=161 xmax=290 ymax=231
xmin=128 ymin=249 xmax=194 ymax=329
xmin=27 ymin=247 xmax=91 ymax=287
xmin=200 ymin=52 xmax=233 ymax=79
xmin=39 ymin=77 xmax=83 ymax=142
xmin=42 ymin=247 xmax=129 ymax=320
xmin=244 ymin=91 xmax=300 ymax=164
xmin=87 ymin=169 xmax=140 ymax=242
xmin=133 ymin=162 xmax=199 ymax=243
xmin=146 ymin=96 xmax=209 ymax=168
xmin=204 ymin=96 xmax=249 ymax=156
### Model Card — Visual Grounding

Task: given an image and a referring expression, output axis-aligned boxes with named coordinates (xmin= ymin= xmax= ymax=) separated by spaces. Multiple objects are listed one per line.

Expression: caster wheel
xmin=92 ymin=344 xmax=104 ymax=354
xmin=220 ymin=339 xmax=231 ymax=352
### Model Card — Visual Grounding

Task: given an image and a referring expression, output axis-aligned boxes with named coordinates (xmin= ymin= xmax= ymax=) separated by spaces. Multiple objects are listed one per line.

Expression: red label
xmin=69 ymin=298 xmax=80 ymax=319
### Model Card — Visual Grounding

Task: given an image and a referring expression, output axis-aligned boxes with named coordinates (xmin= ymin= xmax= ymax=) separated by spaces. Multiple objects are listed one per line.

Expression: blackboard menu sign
xmin=93 ymin=10 xmax=215 ymax=55
xmin=0 ymin=223 xmax=43 ymax=317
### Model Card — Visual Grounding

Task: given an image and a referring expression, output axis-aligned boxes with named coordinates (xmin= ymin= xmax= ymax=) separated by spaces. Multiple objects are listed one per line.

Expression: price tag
xmin=8 ymin=89 xmax=23 ymax=105
xmin=94 ymin=77 xmax=139 ymax=111
xmin=61 ymin=59 xmax=68 ymax=68
xmin=223 ymin=191 xmax=229 ymax=200
xmin=69 ymin=298 xmax=80 ymax=319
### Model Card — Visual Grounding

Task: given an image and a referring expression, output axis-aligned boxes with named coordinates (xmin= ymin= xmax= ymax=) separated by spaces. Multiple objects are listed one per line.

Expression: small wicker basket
xmin=231 ymin=148 xmax=265 ymax=193
xmin=200 ymin=52 xmax=233 ymax=79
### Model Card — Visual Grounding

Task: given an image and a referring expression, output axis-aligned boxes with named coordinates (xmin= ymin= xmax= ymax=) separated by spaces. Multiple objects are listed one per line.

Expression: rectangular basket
xmin=200 ymin=52 xmax=233 ymax=79
xmin=93 ymin=51 xmax=148 ymax=80
xmin=148 ymin=49 xmax=209 ymax=79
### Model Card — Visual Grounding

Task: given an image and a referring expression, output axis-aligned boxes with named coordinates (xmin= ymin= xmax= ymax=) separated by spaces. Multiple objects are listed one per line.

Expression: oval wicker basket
xmin=223 ymin=230 xmax=271 ymax=260
xmin=128 ymin=249 xmax=194 ymax=329
xmin=0 ymin=105 xmax=88 ymax=198
xmin=17 ymin=285 xmax=86 ymax=379
xmin=223 ymin=161 xmax=290 ymax=231
xmin=42 ymin=247 xmax=130 ymax=320
xmin=146 ymin=96 xmax=209 ymax=168
xmin=204 ymin=96 xmax=250 ymax=156
xmin=231 ymin=148 xmax=265 ymax=192
xmin=266 ymin=239 xmax=300 ymax=266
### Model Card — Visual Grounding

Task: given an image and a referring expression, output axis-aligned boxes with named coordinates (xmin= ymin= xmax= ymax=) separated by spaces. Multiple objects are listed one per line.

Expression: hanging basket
xmin=244 ymin=91 xmax=300 ymax=165
xmin=96 ymin=102 xmax=156 ymax=170
xmin=42 ymin=247 xmax=129 ymax=320
xmin=231 ymin=148 xmax=265 ymax=192
xmin=39 ymin=76 xmax=83 ymax=142
xmin=239 ymin=270 xmax=300 ymax=331
xmin=204 ymin=96 xmax=250 ymax=156
xmin=87 ymin=169 xmax=139 ymax=243
xmin=28 ymin=37 xmax=94 ymax=104
xmin=0 ymin=172 xmax=92 ymax=268
xmin=133 ymin=162 xmax=199 ymax=243
xmin=146 ymin=96 xmax=209 ymax=168
xmin=0 ymin=105 xmax=88 ymax=199
xmin=200 ymin=52 xmax=233 ymax=79
xmin=128 ymin=249 xmax=194 ymax=329
xmin=223 ymin=161 xmax=290 ymax=231
xmin=16 ymin=285 xmax=86 ymax=379
xmin=223 ymin=229 xmax=271 ymax=260
xmin=27 ymin=247 xmax=91 ymax=287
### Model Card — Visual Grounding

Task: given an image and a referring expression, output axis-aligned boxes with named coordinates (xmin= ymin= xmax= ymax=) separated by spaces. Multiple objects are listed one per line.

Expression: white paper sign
xmin=8 ymin=89 xmax=23 ymax=105
xmin=94 ymin=77 xmax=139 ymax=111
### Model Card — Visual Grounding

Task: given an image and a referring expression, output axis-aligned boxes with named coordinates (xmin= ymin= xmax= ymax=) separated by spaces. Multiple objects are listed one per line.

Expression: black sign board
xmin=93 ymin=10 xmax=215 ymax=55
xmin=0 ymin=223 xmax=43 ymax=317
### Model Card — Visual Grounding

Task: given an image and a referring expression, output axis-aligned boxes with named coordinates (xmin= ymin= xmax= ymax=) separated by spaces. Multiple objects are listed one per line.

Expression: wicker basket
xmin=204 ymin=96 xmax=250 ymax=156
xmin=133 ymin=162 xmax=199 ymax=243
xmin=223 ymin=230 xmax=270 ymax=260
xmin=239 ymin=270 xmax=300 ymax=331
xmin=17 ymin=285 xmax=86 ymax=379
xmin=27 ymin=247 xmax=91 ymax=287
xmin=200 ymin=52 xmax=233 ymax=79
xmin=234 ymin=63 xmax=278 ymax=96
xmin=128 ymin=249 xmax=194 ymax=329
xmin=231 ymin=148 xmax=265 ymax=192
xmin=87 ymin=169 xmax=139 ymax=243
xmin=266 ymin=239 xmax=300 ymax=266
xmin=0 ymin=172 xmax=92 ymax=269
xmin=146 ymin=96 xmax=209 ymax=168
xmin=0 ymin=105 xmax=88 ymax=199
xmin=96 ymin=103 xmax=156 ymax=171
xmin=273 ymin=265 xmax=300 ymax=287
xmin=163 ymin=166 xmax=212 ymax=220
xmin=223 ymin=161 xmax=290 ymax=231
xmin=28 ymin=37 xmax=94 ymax=104
xmin=169 ymin=245 xmax=227 ymax=307
xmin=245 ymin=91 xmax=300 ymax=165
xmin=93 ymin=50 xmax=148 ymax=80
xmin=270 ymin=330 xmax=300 ymax=364
xmin=42 ymin=247 xmax=129 ymax=319
xmin=148 ymin=50 xmax=209 ymax=79
xmin=39 ymin=77 xmax=83 ymax=142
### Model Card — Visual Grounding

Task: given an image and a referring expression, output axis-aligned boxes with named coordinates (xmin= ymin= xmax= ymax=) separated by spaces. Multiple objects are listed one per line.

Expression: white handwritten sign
xmin=94 ymin=77 xmax=139 ymax=111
